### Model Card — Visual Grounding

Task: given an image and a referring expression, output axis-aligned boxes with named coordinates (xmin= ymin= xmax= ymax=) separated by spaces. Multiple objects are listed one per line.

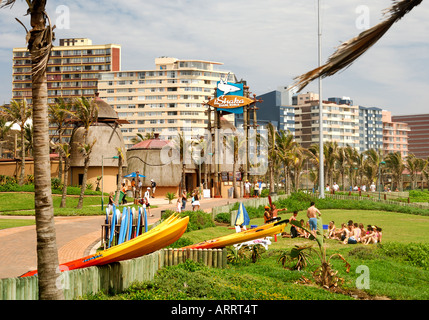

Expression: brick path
xmin=0 ymin=196 xmax=242 ymax=279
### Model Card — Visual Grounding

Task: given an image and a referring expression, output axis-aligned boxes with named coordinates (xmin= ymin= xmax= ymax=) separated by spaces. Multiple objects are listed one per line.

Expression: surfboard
xmin=143 ymin=207 xmax=148 ymax=233
xmin=127 ymin=207 xmax=133 ymax=241
xmin=136 ymin=207 xmax=141 ymax=237
xmin=108 ymin=205 xmax=117 ymax=248
xmin=118 ymin=207 xmax=128 ymax=245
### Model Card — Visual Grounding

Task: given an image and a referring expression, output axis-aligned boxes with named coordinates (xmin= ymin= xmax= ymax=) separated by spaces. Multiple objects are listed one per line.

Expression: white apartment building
xmin=294 ymin=93 xmax=360 ymax=149
xmin=97 ymin=57 xmax=236 ymax=149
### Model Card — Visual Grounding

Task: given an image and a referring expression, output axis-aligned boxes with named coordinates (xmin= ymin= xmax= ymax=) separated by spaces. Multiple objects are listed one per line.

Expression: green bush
xmin=163 ymin=210 xmax=215 ymax=232
xmin=166 ymin=237 xmax=193 ymax=249
xmin=378 ymin=242 xmax=429 ymax=270
xmin=214 ymin=212 xmax=230 ymax=224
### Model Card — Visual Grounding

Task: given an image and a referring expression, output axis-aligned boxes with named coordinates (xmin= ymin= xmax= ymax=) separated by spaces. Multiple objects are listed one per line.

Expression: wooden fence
xmin=0 ymin=248 xmax=227 ymax=300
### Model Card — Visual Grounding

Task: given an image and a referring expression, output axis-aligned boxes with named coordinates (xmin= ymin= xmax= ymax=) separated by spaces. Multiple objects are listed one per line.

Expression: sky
xmin=1 ymin=0 xmax=428 ymax=115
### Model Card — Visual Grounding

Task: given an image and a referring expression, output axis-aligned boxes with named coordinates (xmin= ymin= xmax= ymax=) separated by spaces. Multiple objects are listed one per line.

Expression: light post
xmin=378 ymin=161 xmax=386 ymax=200
xmin=101 ymin=155 xmax=119 ymax=211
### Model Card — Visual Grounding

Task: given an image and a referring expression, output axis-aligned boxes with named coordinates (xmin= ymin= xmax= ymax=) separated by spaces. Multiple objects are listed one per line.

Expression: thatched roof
xmin=93 ymin=96 xmax=119 ymax=121
xmin=129 ymin=138 xmax=171 ymax=150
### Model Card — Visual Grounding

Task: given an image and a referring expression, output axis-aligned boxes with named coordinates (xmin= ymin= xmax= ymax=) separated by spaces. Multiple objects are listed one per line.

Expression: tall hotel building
xmin=294 ymin=93 xmax=360 ymax=149
xmin=392 ymin=113 xmax=429 ymax=159
xmin=382 ymin=110 xmax=409 ymax=157
xmin=12 ymin=38 xmax=121 ymax=104
xmin=97 ymin=57 xmax=235 ymax=149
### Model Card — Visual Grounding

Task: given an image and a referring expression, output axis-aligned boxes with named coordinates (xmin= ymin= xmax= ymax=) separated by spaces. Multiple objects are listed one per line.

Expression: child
xmin=176 ymin=198 xmax=182 ymax=213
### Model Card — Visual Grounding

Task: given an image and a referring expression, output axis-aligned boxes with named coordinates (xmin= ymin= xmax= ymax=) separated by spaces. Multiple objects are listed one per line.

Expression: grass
xmin=86 ymin=207 xmax=429 ymax=300
xmin=0 ymin=218 xmax=35 ymax=230
xmin=0 ymin=193 xmax=135 ymax=216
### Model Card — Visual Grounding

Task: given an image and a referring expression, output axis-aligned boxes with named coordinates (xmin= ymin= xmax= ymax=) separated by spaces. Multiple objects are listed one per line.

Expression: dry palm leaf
xmin=292 ymin=0 xmax=423 ymax=92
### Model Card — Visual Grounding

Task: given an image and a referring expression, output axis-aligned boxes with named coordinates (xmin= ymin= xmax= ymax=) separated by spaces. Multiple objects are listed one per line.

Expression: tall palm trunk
xmin=29 ymin=2 xmax=64 ymax=299
xmin=60 ymin=156 xmax=69 ymax=208
xmin=19 ymin=127 xmax=26 ymax=185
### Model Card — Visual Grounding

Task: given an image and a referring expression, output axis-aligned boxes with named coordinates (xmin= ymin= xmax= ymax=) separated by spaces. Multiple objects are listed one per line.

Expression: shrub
xmin=214 ymin=212 xmax=230 ymax=224
xmin=378 ymin=242 xmax=429 ymax=270
xmin=163 ymin=209 xmax=215 ymax=232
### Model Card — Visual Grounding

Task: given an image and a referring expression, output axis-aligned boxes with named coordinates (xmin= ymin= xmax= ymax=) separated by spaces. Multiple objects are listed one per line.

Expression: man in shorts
xmin=307 ymin=201 xmax=322 ymax=237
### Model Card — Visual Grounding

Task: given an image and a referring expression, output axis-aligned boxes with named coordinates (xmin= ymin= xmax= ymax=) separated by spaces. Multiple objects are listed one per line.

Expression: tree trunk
xmin=115 ymin=155 xmax=123 ymax=204
xmin=30 ymin=1 xmax=64 ymax=300
xmin=19 ymin=128 xmax=26 ymax=185
xmin=60 ymin=158 xmax=69 ymax=208
xmin=76 ymin=155 xmax=90 ymax=209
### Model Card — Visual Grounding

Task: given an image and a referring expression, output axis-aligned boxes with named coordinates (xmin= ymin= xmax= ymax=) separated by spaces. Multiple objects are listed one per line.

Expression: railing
xmin=0 ymin=248 xmax=227 ymax=300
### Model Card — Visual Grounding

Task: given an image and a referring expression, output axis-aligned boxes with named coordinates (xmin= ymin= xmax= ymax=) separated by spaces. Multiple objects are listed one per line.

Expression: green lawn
xmin=0 ymin=218 xmax=35 ymax=230
xmin=92 ymin=207 xmax=429 ymax=300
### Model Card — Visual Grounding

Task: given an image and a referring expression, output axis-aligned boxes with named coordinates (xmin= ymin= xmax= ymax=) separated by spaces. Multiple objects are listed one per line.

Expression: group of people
xmin=327 ymin=220 xmax=382 ymax=245
xmin=284 ymin=202 xmax=383 ymax=245
xmin=286 ymin=202 xmax=322 ymax=239
xmin=244 ymin=179 xmax=266 ymax=198
xmin=176 ymin=189 xmax=201 ymax=213
xmin=263 ymin=203 xmax=287 ymax=224
xmin=131 ymin=178 xmax=157 ymax=199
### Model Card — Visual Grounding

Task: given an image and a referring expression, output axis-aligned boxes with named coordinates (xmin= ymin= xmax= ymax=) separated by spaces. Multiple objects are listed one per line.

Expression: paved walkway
xmin=0 ymin=196 xmax=243 ymax=279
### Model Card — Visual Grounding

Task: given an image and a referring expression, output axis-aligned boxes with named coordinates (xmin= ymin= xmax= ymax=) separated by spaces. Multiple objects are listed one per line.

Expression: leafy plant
xmin=289 ymin=217 xmax=351 ymax=289
xmin=278 ymin=245 xmax=316 ymax=271
xmin=165 ymin=192 xmax=176 ymax=204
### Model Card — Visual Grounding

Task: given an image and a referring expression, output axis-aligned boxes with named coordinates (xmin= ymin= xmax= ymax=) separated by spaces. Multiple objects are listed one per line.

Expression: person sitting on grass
xmin=327 ymin=221 xmax=336 ymax=239
xmin=297 ymin=219 xmax=309 ymax=238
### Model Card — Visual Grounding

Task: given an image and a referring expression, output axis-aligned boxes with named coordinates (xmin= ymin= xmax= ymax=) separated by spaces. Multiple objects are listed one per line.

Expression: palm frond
xmin=292 ymin=0 xmax=423 ymax=92
xmin=0 ymin=0 xmax=17 ymax=9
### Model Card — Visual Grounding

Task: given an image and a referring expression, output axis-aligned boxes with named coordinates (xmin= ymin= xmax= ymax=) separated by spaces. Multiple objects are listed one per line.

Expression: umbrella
xmin=235 ymin=202 xmax=250 ymax=227
xmin=124 ymin=172 xmax=146 ymax=179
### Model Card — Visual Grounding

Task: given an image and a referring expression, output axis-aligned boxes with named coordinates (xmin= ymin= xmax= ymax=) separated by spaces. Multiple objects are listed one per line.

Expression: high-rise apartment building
xmin=235 ymin=89 xmax=295 ymax=134
xmin=358 ymin=106 xmax=383 ymax=153
xmin=294 ymin=93 xmax=360 ymax=149
xmin=382 ymin=110 xmax=409 ymax=157
xmin=12 ymin=38 xmax=121 ymax=104
xmin=97 ymin=57 xmax=235 ymax=149
xmin=391 ymin=113 xmax=429 ymax=159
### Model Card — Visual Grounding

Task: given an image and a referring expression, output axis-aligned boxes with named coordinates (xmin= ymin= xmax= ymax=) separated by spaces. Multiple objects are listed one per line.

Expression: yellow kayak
xmin=21 ymin=214 xmax=189 ymax=277
xmin=182 ymin=221 xmax=286 ymax=250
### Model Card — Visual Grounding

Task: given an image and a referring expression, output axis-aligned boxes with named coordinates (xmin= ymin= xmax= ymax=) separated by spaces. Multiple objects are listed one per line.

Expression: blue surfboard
xmin=143 ymin=207 xmax=148 ymax=233
xmin=108 ymin=205 xmax=117 ymax=248
xmin=136 ymin=207 xmax=141 ymax=237
xmin=127 ymin=207 xmax=133 ymax=241
xmin=118 ymin=207 xmax=128 ymax=244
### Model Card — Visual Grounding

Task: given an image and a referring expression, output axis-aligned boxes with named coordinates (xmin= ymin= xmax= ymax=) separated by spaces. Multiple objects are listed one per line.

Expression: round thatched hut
xmin=126 ymin=134 xmax=197 ymax=197
xmin=69 ymin=96 xmax=128 ymax=193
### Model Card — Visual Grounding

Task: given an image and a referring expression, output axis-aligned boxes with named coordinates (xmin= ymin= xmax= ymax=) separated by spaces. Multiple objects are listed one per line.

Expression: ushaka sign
xmin=207 ymin=77 xmax=253 ymax=114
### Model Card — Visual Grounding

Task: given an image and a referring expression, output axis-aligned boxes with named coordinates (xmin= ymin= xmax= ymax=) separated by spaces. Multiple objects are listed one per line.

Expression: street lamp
xmin=101 ymin=155 xmax=119 ymax=211
xmin=378 ymin=161 xmax=386 ymax=200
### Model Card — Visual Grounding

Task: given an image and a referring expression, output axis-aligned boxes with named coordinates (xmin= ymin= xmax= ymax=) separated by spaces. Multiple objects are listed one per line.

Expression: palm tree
xmin=0 ymin=100 xmax=32 ymax=185
xmin=49 ymin=98 xmax=73 ymax=183
xmin=1 ymin=0 xmax=64 ymax=299
xmin=276 ymin=130 xmax=295 ymax=194
xmin=385 ymin=152 xmax=405 ymax=191
xmin=405 ymin=153 xmax=419 ymax=190
xmin=54 ymin=142 xmax=71 ymax=208
xmin=114 ymin=147 xmax=124 ymax=204
xmin=266 ymin=123 xmax=277 ymax=195
xmin=131 ymin=132 xmax=155 ymax=145
xmin=0 ymin=115 xmax=12 ymax=158
xmin=292 ymin=0 xmax=424 ymax=92
xmin=72 ymin=97 xmax=98 ymax=209
xmin=415 ymin=157 xmax=428 ymax=190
